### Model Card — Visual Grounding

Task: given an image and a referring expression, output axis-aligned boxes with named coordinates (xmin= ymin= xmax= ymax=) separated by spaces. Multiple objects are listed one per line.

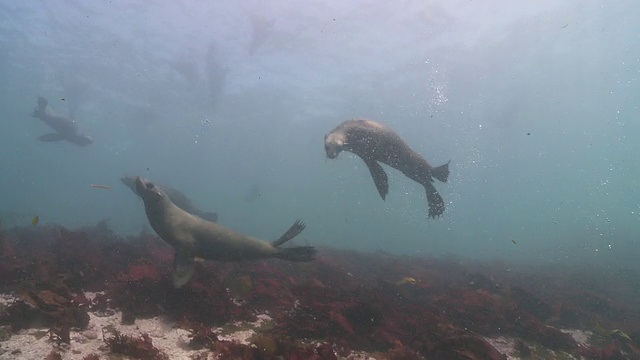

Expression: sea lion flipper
xmin=172 ymin=250 xmax=196 ymax=288
xmin=37 ymin=96 xmax=48 ymax=107
xmin=425 ymin=182 xmax=445 ymax=218
xmin=275 ymin=246 xmax=317 ymax=262
xmin=431 ymin=160 xmax=451 ymax=183
xmin=272 ymin=220 xmax=306 ymax=247
xmin=364 ymin=159 xmax=389 ymax=200
xmin=37 ymin=133 xmax=65 ymax=142
xmin=32 ymin=97 xmax=48 ymax=118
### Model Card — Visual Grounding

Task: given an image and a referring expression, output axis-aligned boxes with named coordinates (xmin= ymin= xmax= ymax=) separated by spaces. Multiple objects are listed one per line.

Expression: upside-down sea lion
xmin=135 ymin=177 xmax=316 ymax=287
xmin=324 ymin=119 xmax=450 ymax=218
xmin=121 ymin=176 xmax=218 ymax=223
xmin=31 ymin=96 xmax=93 ymax=146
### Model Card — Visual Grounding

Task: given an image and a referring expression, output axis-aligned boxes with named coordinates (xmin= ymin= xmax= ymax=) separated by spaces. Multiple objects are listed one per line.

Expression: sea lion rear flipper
xmin=364 ymin=159 xmax=389 ymax=200
xmin=37 ymin=133 xmax=65 ymax=142
xmin=32 ymin=97 xmax=48 ymax=118
xmin=272 ymin=220 xmax=306 ymax=247
xmin=172 ymin=250 xmax=196 ymax=288
xmin=37 ymin=96 xmax=48 ymax=108
xmin=431 ymin=160 xmax=451 ymax=183
xmin=425 ymin=182 xmax=445 ymax=219
xmin=276 ymin=246 xmax=317 ymax=262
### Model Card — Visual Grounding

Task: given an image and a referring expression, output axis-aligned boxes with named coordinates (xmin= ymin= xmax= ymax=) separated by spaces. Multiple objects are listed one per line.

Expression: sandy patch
xmin=0 ymin=292 xmax=275 ymax=360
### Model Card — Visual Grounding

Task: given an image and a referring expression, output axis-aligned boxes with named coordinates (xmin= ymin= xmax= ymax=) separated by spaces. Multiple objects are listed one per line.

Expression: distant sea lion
xmin=121 ymin=176 xmax=218 ymax=223
xmin=324 ymin=119 xmax=450 ymax=218
xmin=248 ymin=13 xmax=275 ymax=55
xmin=31 ymin=96 xmax=93 ymax=146
xmin=135 ymin=177 xmax=316 ymax=287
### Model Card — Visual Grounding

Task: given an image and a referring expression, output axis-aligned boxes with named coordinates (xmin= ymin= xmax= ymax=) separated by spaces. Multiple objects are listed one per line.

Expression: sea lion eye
xmin=146 ymin=182 xmax=155 ymax=190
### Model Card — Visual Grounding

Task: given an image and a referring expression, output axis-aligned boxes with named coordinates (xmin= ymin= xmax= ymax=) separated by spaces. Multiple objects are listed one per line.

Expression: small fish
xmin=396 ymin=277 xmax=417 ymax=286
xmin=89 ymin=184 xmax=112 ymax=190
xmin=512 ymin=239 xmax=517 ymax=244
xmin=194 ymin=257 xmax=205 ymax=263
xmin=32 ymin=215 xmax=39 ymax=226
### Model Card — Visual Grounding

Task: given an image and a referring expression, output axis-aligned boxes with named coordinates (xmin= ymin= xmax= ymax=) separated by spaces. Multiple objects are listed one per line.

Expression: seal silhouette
xmin=325 ymin=119 xmax=450 ymax=218
xmin=135 ymin=177 xmax=316 ymax=287
xmin=31 ymin=96 xmax=93 ymax=146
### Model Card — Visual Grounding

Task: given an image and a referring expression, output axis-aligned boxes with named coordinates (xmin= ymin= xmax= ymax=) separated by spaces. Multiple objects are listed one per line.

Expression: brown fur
xmin=325 ymin=119 xmax=450 ymax=218
xmin=135 ymin=177 xmax=315 ymax=287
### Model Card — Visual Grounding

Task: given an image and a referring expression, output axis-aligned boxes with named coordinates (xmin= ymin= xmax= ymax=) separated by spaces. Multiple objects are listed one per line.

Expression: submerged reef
xmin=0 ymin=222 xmax=639 ymax=359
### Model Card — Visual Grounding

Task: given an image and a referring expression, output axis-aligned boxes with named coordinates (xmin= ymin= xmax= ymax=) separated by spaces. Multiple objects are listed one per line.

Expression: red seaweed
xmin=103 ymin=328 xmax=168 ymax=360
xmin=0 ymin=223 xmax=638 ymax=359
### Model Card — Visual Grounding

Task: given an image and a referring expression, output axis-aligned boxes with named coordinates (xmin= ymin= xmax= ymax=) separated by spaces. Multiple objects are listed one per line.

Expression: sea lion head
xmin=120 ymin=176 xmax=140 ymax=196
xmin=120 ymin=176 xmax=135 ymax=189
xmin=135 ymin=177 xmax=166 ymax=205
xmin=324 ymin=132 xmax=346 ymax=159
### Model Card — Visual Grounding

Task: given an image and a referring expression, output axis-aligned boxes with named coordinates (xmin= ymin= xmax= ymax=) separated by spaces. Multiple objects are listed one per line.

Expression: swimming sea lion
xmin=31 ymin=96 xmax=93 ymax=146
xmin=121 ymin=176 xmax=218 ymax=222
xmin=324 ymin=119 xmax=450 ymax=218
xmin=135 ymin=177 xmax=316 ymax=287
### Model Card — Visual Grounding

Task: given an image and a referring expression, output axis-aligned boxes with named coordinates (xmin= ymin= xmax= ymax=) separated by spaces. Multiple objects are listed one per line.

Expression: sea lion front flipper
xmin=32 ymin=97 xmax=48 ymax=118
xmin=172 ymin=249 xmax=196 ymax=288
xmin=364 ymin=159 xmax=389 ymax=200
xmin=37 ymin=133 xmax=65 ymax=142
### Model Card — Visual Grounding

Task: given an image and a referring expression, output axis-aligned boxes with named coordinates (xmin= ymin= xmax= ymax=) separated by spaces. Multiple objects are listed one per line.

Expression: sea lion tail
xmin=271 ymin=219 xmax=306 ymax=247
xmin=425 ymin=182 xmax=445 ymax=219
xmin=431 ymin=160 xmax=451 ymax=183
xmin=271 ymin=220 xmax=316 ymax=261
xmin=275 ymin=246 xmax=317 ymax=262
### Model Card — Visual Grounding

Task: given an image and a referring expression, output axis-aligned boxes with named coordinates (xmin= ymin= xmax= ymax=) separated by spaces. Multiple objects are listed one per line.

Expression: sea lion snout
xmin=324 ymin=133 xmax=344 ymax=159
xmin=121 ymin=176 xmax=135 ymax=188
xmin=135 ymin=177 xmax=152 ymax=192
xmin=135 ymin=177 xmax=162 ymax=202
xmin=135 ymin=176 xmax=146 ymax=189
xmin=325 ymin=144 xmax=340 ymax=159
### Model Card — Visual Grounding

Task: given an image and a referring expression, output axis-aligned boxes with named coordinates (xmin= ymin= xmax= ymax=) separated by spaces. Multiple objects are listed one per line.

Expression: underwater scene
xmin=1 ymin=1 xmax=639 ymax=359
